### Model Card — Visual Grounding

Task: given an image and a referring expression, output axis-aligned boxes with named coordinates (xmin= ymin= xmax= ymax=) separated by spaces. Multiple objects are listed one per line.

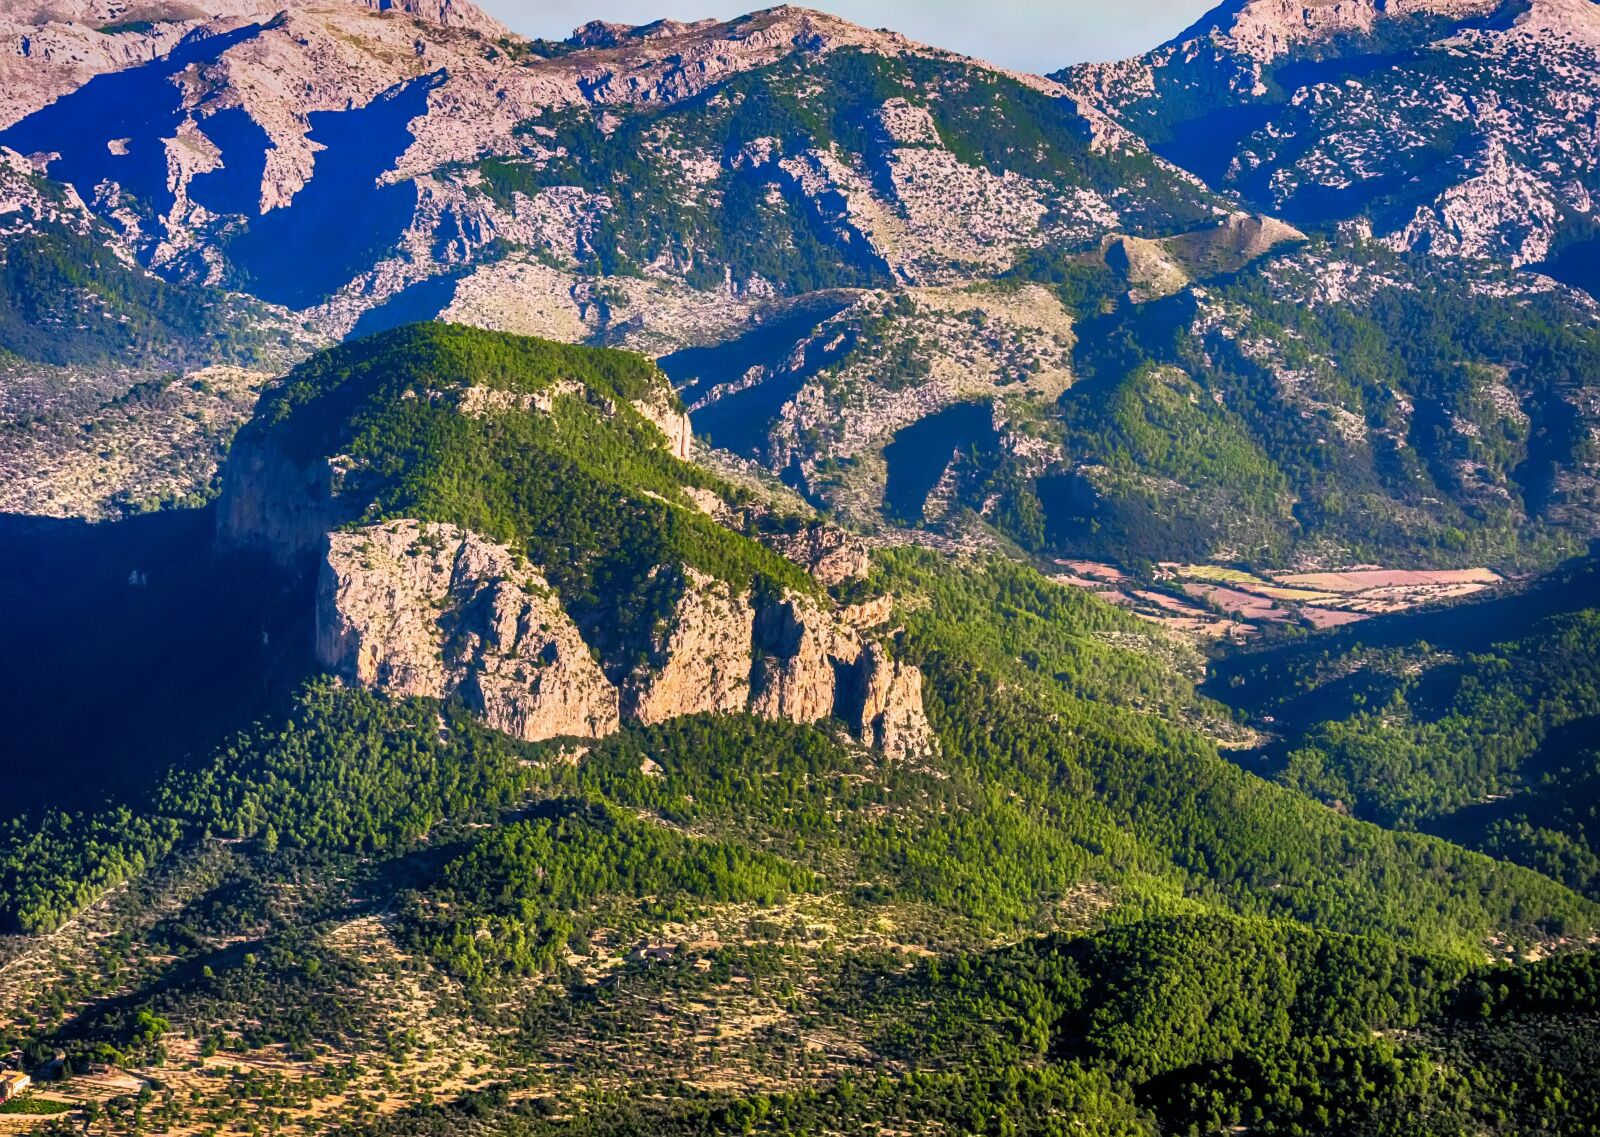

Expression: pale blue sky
xmin=477 ymin=2 xmax=1219 ymax=73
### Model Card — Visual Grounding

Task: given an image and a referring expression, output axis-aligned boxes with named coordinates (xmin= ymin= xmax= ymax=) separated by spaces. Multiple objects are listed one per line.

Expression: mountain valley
xmin=0 ymin=1 xmax=1597 ymax=1134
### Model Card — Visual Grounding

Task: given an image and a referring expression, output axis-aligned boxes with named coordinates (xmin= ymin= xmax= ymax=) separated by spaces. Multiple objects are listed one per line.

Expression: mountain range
xmin=0 ymin=0 xmax=1595 ymax=573
xmin=0 ymin=2 xmax=1599 ymax=1134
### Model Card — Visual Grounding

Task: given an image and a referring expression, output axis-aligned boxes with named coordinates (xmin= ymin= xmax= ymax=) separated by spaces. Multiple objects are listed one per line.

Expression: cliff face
xmin=851 ymin=642 xmax=936 ymax=762
xmin=622 ymin=567 xmax=754 ymax=724
xmin=630 ymin=392 xmax=694 ymax=462
xmin=317 ymin=521 xmax=621 ymax=742
xmin=216 ymin=429 xmax=346 ymax=570
xmin=315 ymin=519 xmax=936 ymax=756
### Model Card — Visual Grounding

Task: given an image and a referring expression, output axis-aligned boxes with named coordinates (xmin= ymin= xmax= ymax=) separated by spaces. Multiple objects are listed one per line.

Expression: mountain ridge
xmin=1 ymin=7 xmax=1600 ymax=1132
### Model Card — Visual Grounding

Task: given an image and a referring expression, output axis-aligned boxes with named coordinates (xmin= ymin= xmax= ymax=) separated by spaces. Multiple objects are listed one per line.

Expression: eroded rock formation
xmin=314 ymin=519 xmax=936 ymax=757
xmin=317 ymin=521 xmax=620 ymax=742
xmin=621 ymin=567 xmax=754 ymax=724
xmin=216 ymin=431 xmax=346 ymax=569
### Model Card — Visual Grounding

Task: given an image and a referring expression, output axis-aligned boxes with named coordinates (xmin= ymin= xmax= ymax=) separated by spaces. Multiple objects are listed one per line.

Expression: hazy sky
xmin=476 ymin=2 xmax=1218 ymax=74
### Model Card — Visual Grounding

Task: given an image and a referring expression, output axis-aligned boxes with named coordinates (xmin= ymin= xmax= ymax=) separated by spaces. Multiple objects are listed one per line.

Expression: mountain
xmin=0 ymin=0 xmax=1237 ymax=521
xmin=0 ymin=1 xmax=1214 ymax=319
xmin=1 ymin=9 xmax=1600 ymax=1130
xmin=1061 ymin=0 xmax=1600 ymax=269
xmin=215 ymin=321 xmax=936 ymax=756
xmin=0 ymin=0 xmax=1595 ymax=575
xmin=1 ymin=325 xmax=1597 ymax=1136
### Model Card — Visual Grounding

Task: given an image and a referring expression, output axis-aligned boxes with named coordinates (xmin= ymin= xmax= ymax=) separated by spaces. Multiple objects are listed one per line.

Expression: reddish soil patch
xmin=1300 ymin=607 xmax=1370 ymax=630
xmin=1055 ymin=559 xmax=1131 ymax=583
xmin=1275 ymin=568 xmax=1501 ymax=592
xmin=1182 ymin=583 xmax=1293 ymax=622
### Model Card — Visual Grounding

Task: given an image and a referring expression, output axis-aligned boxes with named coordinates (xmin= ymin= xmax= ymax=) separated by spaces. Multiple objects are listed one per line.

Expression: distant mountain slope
xmin=0 ymin=0 xmax=1597 ymax=567
xmin=0 ymin=0 xmax=505 ymax=130
xmin=1060 ymin=0 xmax=1600 ymax=270
xmin=0 ymin=2 xmax=1217 ymax=323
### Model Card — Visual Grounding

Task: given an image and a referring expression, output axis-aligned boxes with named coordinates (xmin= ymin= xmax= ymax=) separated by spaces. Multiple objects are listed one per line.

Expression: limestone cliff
xmin=749 ymin=589 xmax=937 ymax=758
xmin=317 ymin=521 xmax=620 ymax=742
xmin=849 ymin=643 xmax=936 ymax=761
xmin=314 ymin=519 xmax=937 ymax=757
xmin=750 ymin=591 xmax=860 ymax=726
xmin=631 ymin=393 xmax=694 ymax=462
xmin=621 ymin=567 xmax=754 ymax=724
xmin=216 ymin=430 xmax=346 ymax=570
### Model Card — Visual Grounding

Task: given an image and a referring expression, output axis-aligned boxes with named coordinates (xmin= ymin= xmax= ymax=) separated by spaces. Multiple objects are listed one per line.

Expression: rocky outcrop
xmin=757 ymin=522 xmax=871 ymax=585
xmin=849 ymin=643 xmax=935 ymax=761
xmin=1384 ymin=140 xmax=1563 ymax=266
xmin=750 ymin=592 xmax=858 ymax=725
xmin=317 ymin=521 xmax=620 ymax=742
xmin=750 ymin=589 xmax=937 ymax=757
xmin=1177 ymin=0 xmax=1501 ymax=62
xmin=621 ymin=567 xmax=753 ymax=723
xmin=313 ymin=519 xmax=937 ymax=757
xmin=1103 ymin=235 xmax=1190 ymax=303
xmin=354 ymin=0 xmax=507 ymax=36
xmin=631 ymin=393 xmax=693 ymax=461
xmin=216 ymin=430 xmax=347 ymax=569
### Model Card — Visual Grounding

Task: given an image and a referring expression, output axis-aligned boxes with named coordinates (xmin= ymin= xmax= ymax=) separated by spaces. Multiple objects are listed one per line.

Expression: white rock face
xmin=1385 ymin=140 xmax=1563 ymax=266
xmin=0 ymin=0 xmax=1170 ymax=337
xmin=314 ymin=519 xmax=937 ymax=757
xmin=317 ymin=521 xmax=621 ymax=742
xmin=631 ymin=391 xmax=693 ymax=461
xmin=1198 ymin=0 xmax=1501 ymax=62
xmin=850 ymin=642 xmax=935 ymax=762
xmin=0 ymin=0 xmax=504 ymax=129
xmin=756 ymin=523 xmax=871 ymax=586
xmin=1069 ymin=0 xmax=1600 ymax=272
xmin=621 ymin=567 xmax=754 ymax=723
xmin=750 ymin=590 xmax=862 ymax=725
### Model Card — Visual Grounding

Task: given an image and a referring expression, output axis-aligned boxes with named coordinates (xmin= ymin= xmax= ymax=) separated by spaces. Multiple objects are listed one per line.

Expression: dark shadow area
xmin=1151 ymin=105 xmax=1277 ymax=187
xmin=0 ymin=23 xmax=267 ymax=217
xmin=1433 ymin=716 xmax=1600 ymax=841
xmin=221 ymin=72 xmax=444 ymax=309
xmin=881 ymin=401 xmax=996 ymax=525
xmin=663 ymin=292 xmax=854 ymax=407
xmin=1527 ymin=238 xmax=1600 ymax=304
xmin=347 ymin=272 xmax=462 ymax=341
xmin=677 ymin=296 xmax=857 ymax=459
xmin=0 ymin=507 xmax=313 ymax=820
xmin=188 ymin=106 xmax=274 ymax=217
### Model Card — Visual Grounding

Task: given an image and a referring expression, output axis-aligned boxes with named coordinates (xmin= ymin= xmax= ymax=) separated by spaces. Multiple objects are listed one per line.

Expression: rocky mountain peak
xmin=568 ymin=16 xmax=721 ymax=48
xmin=347 ymin=0 xmax=507 ymax=36
xmin=1173 ymin=0 xmax=1504 ymax=60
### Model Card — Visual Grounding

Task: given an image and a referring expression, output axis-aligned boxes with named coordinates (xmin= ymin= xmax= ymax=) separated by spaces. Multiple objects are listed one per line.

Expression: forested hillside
xmin=1211 ymin=553 xmax=1600 ymax=900
xmin=0 ymin=327 xmax=1596 ymax=1136
xmin=0 ymin=0 xmax=1597 ymax=1133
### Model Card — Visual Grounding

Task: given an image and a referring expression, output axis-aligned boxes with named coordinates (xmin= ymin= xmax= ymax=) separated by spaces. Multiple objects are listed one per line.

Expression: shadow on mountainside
xmin=0 ymin=507 xmax=313 ymax=820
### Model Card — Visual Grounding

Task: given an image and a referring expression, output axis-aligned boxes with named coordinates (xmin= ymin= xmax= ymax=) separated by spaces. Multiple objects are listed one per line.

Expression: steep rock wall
xmin=315 ymin=519 xmax=936 ymax=756
xmin=317 ymin=520 xmax=621 ymax=742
